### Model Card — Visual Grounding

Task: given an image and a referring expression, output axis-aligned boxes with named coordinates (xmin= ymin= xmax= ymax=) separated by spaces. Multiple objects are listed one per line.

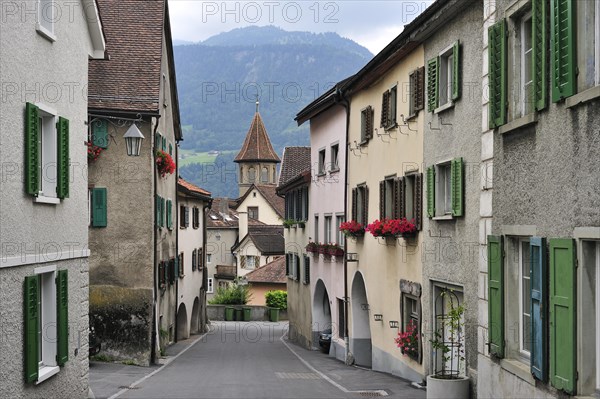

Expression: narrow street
xmin=90 ymin=322 xmax=424 ymax=399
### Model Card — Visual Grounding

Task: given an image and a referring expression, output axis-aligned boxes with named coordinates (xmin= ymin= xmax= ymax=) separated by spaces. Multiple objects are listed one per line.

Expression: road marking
xmin=278 ymin=334 xmax=388 ymax=397
xmin=275 ymin=372 xmax=321 ymax=379
xmin=107 ymin=330 xmax=210 ymax=399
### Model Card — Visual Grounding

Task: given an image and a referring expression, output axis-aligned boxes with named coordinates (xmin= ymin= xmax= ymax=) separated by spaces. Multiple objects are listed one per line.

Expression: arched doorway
xmin=176 ymin=303 xmax=188 ymax=341
xmin=190 ymin=297 xmax=200 ymax=335
xmin=313 ymin=279 xmax=332 ymax=346
xmin=351 ymin=272 xmax=372 ymax=367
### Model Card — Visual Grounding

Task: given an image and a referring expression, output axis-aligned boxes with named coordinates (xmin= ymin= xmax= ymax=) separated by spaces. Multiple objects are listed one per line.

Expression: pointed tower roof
xmin=234 ymin=109 xmax=281 ymax=163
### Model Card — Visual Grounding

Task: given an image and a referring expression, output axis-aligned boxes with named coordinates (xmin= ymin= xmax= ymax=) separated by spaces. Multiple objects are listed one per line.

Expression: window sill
xmin=434 ymin=101 xmax=454 ymax=114
xmin=383 ymin=123 xmax=398 ymax=131
xmin=497 ymin=113 xmax=537 ymax=135
xmin=329 ymin=168 xmax=340 ymax=174
xmin=317 ymin=172 xmax=326 ymax=177
xmin=359 ymin=140 xmax=369 ymax=147
xmin=432 ymin=215 xmax=454 ymax=221
xmin=34 ymin=196 xmax=60 ymax=205
xmin=36 ymin=24 xmax=56 ymax=42
xmin=566 ymin=85 xmax=600 ymax=108
xmin=36 ymin=365 xmax=60 ymax=384
xmin=499 ymin=358 xmax=535 ymax=386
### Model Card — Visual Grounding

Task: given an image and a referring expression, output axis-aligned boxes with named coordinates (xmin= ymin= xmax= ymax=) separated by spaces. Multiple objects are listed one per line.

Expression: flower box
xmin=156 ymin=150 xmax=175 ymax=178
xmin=327 ymin=248 xmax=344 ymax=257
xmin=305 ymin=243 xmax=318 ymax=253
xmin=340 ymin=220 xmax=365 ymax=238
xmin=366 ymin=218 xmax=417 ymax=238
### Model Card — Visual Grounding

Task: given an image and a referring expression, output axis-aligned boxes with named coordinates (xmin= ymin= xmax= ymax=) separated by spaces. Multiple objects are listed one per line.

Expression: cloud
xmin=168 ymin=0 xmax=432 ymax=54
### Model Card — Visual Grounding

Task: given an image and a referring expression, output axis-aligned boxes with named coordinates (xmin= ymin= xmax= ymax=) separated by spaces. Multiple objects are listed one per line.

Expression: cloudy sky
xmin=168 ymin=0 xmax=433 ymax=54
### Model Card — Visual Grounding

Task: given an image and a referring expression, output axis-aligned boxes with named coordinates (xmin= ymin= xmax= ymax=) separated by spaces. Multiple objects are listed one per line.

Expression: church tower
xmin=234 ymin=102 xmax=281 ymax=196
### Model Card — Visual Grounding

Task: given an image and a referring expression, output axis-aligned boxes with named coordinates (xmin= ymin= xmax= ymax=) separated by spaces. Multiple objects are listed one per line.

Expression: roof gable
xmin=235 ymin=184 xmax=285 ymax=219
xmin=278 ymin=147 xmax=311 ymax=187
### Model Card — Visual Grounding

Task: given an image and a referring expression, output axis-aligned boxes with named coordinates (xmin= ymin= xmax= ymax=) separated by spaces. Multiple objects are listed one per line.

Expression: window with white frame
xmin=37 ymin=0 xmax=55 ymax=38
xmin=336 ymin=214 xmax=345 ymax=245
xmin=318 ymin=149 xmax=326 ymax=175
xmin=576 ymin=0 xmax=600 ymax=91
xmin=438 ymin=46 xmax=455 ymax=107
xmin=248 ymin=206 xmax=259 ymax=220
xmin=519 ymin=238 xmax=532 ymax=356
xmin=404 ymin=174 xmax=417 ymax=222
xmin=324 ymin=215 xmax=332 ymax=243
xmin=581 ymin=240 xmax=600 ymax=394
xmin=330 ymin=144 xmax=339 ymax=171
xmin=38 ymin=106 xmax=58 ymax=199
xmin=520 ymin=12 xmax=534 ymax=117
xmin=437 ymin=163 xmax=452 ymax=215
xmin=427 ymin=158 xmax=463 ymax=219
xmin=242 ymin=255 xmax=258 ymax=270
xmin=207 ymin=278 xmax=214 ymax=293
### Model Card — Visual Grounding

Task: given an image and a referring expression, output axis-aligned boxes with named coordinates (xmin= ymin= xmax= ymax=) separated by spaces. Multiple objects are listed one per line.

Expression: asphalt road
xmin=92 ymin=321 xmax=425 ymax=399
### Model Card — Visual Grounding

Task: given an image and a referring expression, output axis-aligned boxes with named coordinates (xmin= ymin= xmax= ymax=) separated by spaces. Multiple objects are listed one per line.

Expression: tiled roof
xmin=88 ymin=0 xmax=165 ymax=113
xmin=236 ymin=184 xmax=284 ymax=219
xmin=234 ymin=112 xmax=281 ymax=163
xmin=207 ymin=197 xmax=264 ymax=228
xmin=246 ymin=226 xmax=285 ymax=255
xmin=178 ymin=178 xmax=211 ymax=196
xmin=278 ymin=147 xmax=311 ymax=187
xmin=245 ymin=256 xmax=286 ymax=283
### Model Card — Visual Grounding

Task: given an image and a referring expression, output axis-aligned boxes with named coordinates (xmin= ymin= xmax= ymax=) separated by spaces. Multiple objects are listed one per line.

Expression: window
xmin=166 ymin=199 xmax=173 ymax=230
xmin=179 ymin=253 xmax=184 ymax=278
xmin=379 ymin=177 xmax=396 ymax=220
xmin=248 ymin=206 xmax=259 ymax=220
xmin=286 ymin=253 xmax=299 ymax=280
xmin=242 ymin=255 xmax=259 ymax=270
xmin=351 ymin=185 xmax=369 ymax=227
xmin=24 ymin=267 xmax=69 ymax=384
xmin=336 ymin=215 xmax=345 ymax=246
xmin=303 ymin=255 xmax=310 ymax=285
xmin=318 ymin=148 xmax=326 ymax=175
xmin=248 ymin=167 xmax=256 ymax=182
xmin=576 ymin=0 xmax=600 ymax=91
xmin=402 ymin=295 xmax=420 ymax=360
xmin=25 ymin=103 xmax=69 ymax=202
xmin=314 ymin=215 xmax=319 ymax=243
xmin=427 ymin=42 xmax=460 ymax=112
xmin=380 ymin=85 xmax=397 ymax=129
xmin=408 ymin=67 xmax=425 ymax=117
xmin=37 ymin=0 xmax=55 ymax=39
xmin=197 ymin=248 xmax=203 ymax=270
xmin=518 ymin=238 xmax=532 ymax=355
xmin=519 ymin=13 xmax=534 ymax=116
xmin=156 ymin=195 xmax=165 ymax=228
xmin=90 ymin=188 xmax=107 ymax=227
xmin=207 ymin=278 xmax=214 ymax=294
xmin=330 ymin=144 xmax=339 ymax=171
xmin=426 ymin=158 xmax=464 ymax=219
xmin=285 ymin=191 xmax=296 ymax=220
xmin=337 ymin=298 xmax=346 ymax=338
xmin=192 ymin=249 xmax=197 ymax=271
xmin=207 ymin=254 xmax=212 ymax=263
xmin=324 ymin=215 xmax=332 ymax=243
xmin=192 ymin=207 xmax=200 ymax=229
xmin=360 ymin=106 xmax=374 ymax=143
xmin=180 ymin=205 xmax=189 ymax=228
xmin=261 ymin=167 xmax=268 ymax=183
xmin=581 ymin=240 xmax=600 ymax=394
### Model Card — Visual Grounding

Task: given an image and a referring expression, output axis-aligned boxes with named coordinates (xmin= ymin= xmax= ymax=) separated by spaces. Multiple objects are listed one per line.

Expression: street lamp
xmin=123 ymin=124 xmax=145 ymax=156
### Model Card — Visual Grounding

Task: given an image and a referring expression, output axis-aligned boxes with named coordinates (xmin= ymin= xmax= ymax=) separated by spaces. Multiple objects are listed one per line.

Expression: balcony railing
xmin=215 ymin=265 xmax=236 ymax=280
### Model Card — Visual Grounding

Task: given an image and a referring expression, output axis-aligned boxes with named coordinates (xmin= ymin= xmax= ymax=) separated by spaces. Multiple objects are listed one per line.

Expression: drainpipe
xmin=202 ymin=198 xmax=212 ymax=332
xmin=334 ymin=87 xmax=351 ymax=363
xmin=151 ymin=114 xmax=161 ymax=364
xmin=174 ymin=141 xmax=180 ymax=343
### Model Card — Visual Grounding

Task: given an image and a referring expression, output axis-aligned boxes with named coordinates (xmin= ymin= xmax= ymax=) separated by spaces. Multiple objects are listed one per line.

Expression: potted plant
xmin=156 ymin=150 xmax=175 ymax=178
xmin=86 ymin=141 xmax=103 ymax=161
xmin=394 ymin=319 xmax=419 ymax=360
xmin=339 ymin=220 xmax=365 ymax=238
xmin=305 ymin=242 xmax=318 ymax=253
xmin=427 ymin=295 xmax=469 ymax=399
xmin=282 ymin=219 xmax=296 ymax=228
xmin=326 ymin=243 xmax=344 ymax=257
xmin=265 ymin=290 xmax=287 ymax=322
xmin=296 ymin=220 xmax=306 ymax=229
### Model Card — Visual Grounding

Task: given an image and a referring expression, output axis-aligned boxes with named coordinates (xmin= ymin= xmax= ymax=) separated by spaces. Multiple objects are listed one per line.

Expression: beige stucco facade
xmin=247 ymin=283 xmax=286 ymax=306
xmin=346 ymin=45 xmax=425 ymax=382
xmin=236 ymin=186 xmax=282 ymax=225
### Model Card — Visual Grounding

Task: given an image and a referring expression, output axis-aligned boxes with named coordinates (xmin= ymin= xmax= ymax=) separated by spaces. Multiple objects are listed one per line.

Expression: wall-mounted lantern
xmin=123 ymin=124 xmax=145 ymax=156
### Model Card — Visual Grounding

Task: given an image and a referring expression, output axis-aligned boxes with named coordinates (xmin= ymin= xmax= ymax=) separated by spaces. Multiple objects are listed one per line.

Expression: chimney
xmin=220 ymin=197 xmax=229 ymax=214
xmin=238 ymin=211 xmax=248 ymax=240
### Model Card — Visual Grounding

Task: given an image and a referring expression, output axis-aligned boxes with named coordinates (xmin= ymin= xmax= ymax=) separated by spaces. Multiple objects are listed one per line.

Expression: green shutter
xmin=160 ymin=197 xmax=165 ymax=228
xmin=427 ymin=57 xmax=439 ymax=112
xmin=92 ymin=119 xmax=108 ymax=149
xmin=92 ymin=188 xmax=107 ymax=227
xmin=169 ymin=143 xmax=173 ymax=156
xmin=488 ymin=19 xmax=507 ymax=128
xmin=426 ymin=166 xmax=435 ymax=218
xmin=487 ymin=235 xmax=504 ymax=358
xmin=56 ymin=117 xmax=69 ymax=199
xmin=56 ymin=270 xmax=69 ymax=366
xmin=166 ymin=199 xmax=172 ymax=229
xmin=532 ymin=0 xmax=547 ymax=110
xmin=174 ymin=256 xmax=180 ymax=278
xmin=451 ymin=157 xmax=464 ymax=217
xmin=24 ymin=275 xmax=39 ymax=383
xmin=25 ymin=102 xmax=40 ymax=196
xmin=155 ymin=195 xmax=160 ymax=226
xmin=551 ymin=0 xmax=576 ymax=102
xmin=549 ymin=238 xmax=576 ymax=393
xmin=452 ymin=41 xmax=460 ymax=101
xmin=162 ymin=136 xmax=166 ymax=151
xmin=530 ymin=237 xmax=548 ymax=381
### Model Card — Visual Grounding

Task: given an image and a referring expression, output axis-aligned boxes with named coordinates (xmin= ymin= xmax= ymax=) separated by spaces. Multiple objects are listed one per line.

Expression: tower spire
xmin=255 ymin=95 xmax=260 ymax=113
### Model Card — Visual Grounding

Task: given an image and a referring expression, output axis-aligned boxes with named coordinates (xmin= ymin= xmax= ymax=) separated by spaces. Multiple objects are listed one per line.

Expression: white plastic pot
xmin=426 ymin=375 xmax=470 ymax=399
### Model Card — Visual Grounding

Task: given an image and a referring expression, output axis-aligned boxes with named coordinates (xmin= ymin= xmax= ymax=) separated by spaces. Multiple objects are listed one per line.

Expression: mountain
xmin=173 ymin=26 xmax=372 ymax=197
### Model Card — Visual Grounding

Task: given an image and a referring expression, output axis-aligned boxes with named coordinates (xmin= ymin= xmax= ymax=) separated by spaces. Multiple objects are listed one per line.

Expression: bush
xmin=208 ymin=281 xmax=251 ymax=305
xmin=265 ymin=290 xmax=287 ymax=310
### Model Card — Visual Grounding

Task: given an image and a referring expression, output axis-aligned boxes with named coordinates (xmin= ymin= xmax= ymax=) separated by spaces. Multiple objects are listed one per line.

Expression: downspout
xmin=334 ymin=87 xmax=352 ymax=363
xmin=152 ymin=114 xmax=161 ymax=364
xmin=202 ymin=197 xmax=212 ymax=333
xmin=174 ymin=141 xmax=180 ymax=343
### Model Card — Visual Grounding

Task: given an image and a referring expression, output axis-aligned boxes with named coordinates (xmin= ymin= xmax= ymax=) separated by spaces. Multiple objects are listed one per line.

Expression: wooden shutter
xmin=488 ymin=19 xmax=507 ymax=128
xmin=452 ymin=41 xmax=461 ymax=101
xmin=240 ymin=256 xmax=246 ymax=269
xmin=285 ymin=254 xmax=290 ymax=276
xmin=25 ymin=102 xmax=40 ymax=196
xmin=167 ymin=200 xmax=172 ymax=229
xmin=92 ymin=119 xmax=108 ymax=149
xmin=381 ymin=90 xmax=390 ymax=128
xmin=304 ymin=255 xmax=310 ymax=285
xmin=390 ymin=86 xmax=397 ymax=125
xmin=158 ymin=261 xmax=165 ymax=286
xmin=192 ymin=249 xmax=197 ymax=271
xmin=426 ymin=166 xmax=435 ymax=218
xmin=549 ymin=238 xmax=576 ymax=393
xmin=362 ymin=186 xmax=369 ymax=226
xmin=56 ymin=117 xmax=69 ymax=199
xmin=198 ymin=248 xmax=204 ymax=270
xmin=366 ymin=107 xmax=374 ymax=139
xmin=427 ymin=57 xmax=439 ymax=112
xmin=392 ymin=178 xmax=400 ymax=219
xmin=185 ymin=206 xmax=190 ymax=228
xmin=56 ymin=269 xmax=69 ymax=366
xmin=379 ymin=181 xmax=385 ymax=219
xmin=451 ymin=157 xmax=464 ymax=217
xmin=24 ymin=275 xmax=39 ymax=383
xmin=532 ymin=0 xmax=547 ymax=110
xmin=551 ymin=0 xmax=575 ymax=102
xmin=530 ymin=237 xmax=548 ymax=381
xmin=351 ymin=188 xmax=358 ymax=221
xmin=160 ymin=197 xmax=165 ymax=228
xmin=295 ymin=254 xmax=300 ymax=280
xmin=169 ymin=143 xmax=173 ymax=156
xmin=414 ymin=67 xmax=425 ymax=112
xmin=162 ymin=137 xmax=166 ymax=151
xmin=92 ymin=188 xmax=107 ymax=227
xmin=414 ymin=173 xmax=423 ymax=231
xmin=487 ymin=235 xmax=504 ymax=358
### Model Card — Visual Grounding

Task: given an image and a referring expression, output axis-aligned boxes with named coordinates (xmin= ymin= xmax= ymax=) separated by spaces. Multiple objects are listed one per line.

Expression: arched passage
xmin=312 ymin=279 xmax=332 ymax=338
xmin=176 ymin=303 xmax=188 ymax=341
xmin=190 ymin=297 xmax=200 ymax=335
xmin=351 ymin=272 xmax=372 ymax=367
